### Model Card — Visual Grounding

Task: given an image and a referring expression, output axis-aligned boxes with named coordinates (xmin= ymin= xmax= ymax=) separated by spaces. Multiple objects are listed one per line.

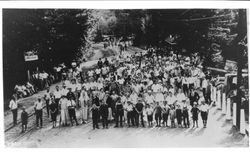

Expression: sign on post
xmin=24 ymin=50 xmax=38 ymax=61
xmin=224 ymin=60 xmax=237 ymax=73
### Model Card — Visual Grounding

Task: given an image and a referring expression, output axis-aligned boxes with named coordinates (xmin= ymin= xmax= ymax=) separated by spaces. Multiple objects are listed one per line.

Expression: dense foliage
xmin=3 ymin=9 xmax=93 ymax=100
xmin=94 ymin=9 xmax=247 ymax=64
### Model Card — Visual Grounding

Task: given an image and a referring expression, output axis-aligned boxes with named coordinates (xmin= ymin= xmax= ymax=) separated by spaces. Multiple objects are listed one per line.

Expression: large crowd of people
xmin=10 ymin=46 xmax=218 ymax=132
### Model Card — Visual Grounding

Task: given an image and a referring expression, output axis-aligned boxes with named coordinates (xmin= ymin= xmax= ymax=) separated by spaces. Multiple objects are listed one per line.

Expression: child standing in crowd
xmin=125 ymin=101 xmax=134 ymax=127
xmin=182 ymin=104 xmax=190 ymax=128
xmin=115 ymin=97 xmax=124 ymax=128
xmin=169 ymin=105 xmax=176 ymax=128
xmin=49 ymin=95 xmax=57 ymax=128
xmin=67 ymin=97 xmax=79 ymax=126
xmin=200 ymin=100 xmax=210 ymax=128
xmin=191 ymin=102 xmax=200 ymax=128
xmin=175 ymin=104 xmax=182 ymax=128
xmin=154 ymin=102 xmax=162 ymax=127
xmin=135 ymin=98 xmax=144 ymax=127
xmin=145 ymin=104 xmax=153 ymax=127
xmin=99 ymin=100 xmax=109 ymax=129
xmin=21 ymin=107 xmax=28 ymax=133
xmin=91 ymin=104 xmax=99 ymax=129
xmin=162 ymin=102 xmax=170 ymax=127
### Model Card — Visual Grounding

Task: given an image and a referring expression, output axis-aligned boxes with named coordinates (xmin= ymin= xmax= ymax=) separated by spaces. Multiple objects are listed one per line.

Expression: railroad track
xmin=5 ymin=105 xmax=48 ymax=133
xmin=5 ymin=107 xmax=91 ymax=144
xmin=5 ymin=105 xmax=54 ymax=144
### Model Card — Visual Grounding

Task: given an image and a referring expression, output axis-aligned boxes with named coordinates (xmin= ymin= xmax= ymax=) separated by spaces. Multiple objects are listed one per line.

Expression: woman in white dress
xmin=79 ymin=89 xmax=89 ymax=124
xmin=59 ymin=96 xmax=69 ymax=126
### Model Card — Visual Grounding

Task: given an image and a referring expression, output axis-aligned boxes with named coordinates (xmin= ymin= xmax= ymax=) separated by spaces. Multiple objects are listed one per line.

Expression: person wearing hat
xmin=114 ymin=97 xmax=124 ymax=128
xmin=125 ymin=100 xmax=135 ymax=127
xmin=44 ymin=87 xmax=51 ymax=118
xmin=61 ymin=84 xmax=69 ymax=97
xmin=182 ymin=103 xmax=190 ymax=128
xmin=21 ymin=106 xmax=28 ymax=133
xmin=191 ymin=102 xmax=200 ymax=128
xmin=166 ymin=90 xmax=177 ymax=105
xmin=182 ymin=74 xmax=189 ymax=96
xmin=105 ymin=91 xmax=113 ymax=122
xmin=34 ymin=97 xmax=44 ymax=128
xmin=189 ymin=88 xmax=200 ymax=107
xmin=154 ymin=102 xmax=162 ymax=127
xmin=91 ymin=103 xmax=100 ymax=129
xmin=9 ymin=95 xmax=18 ymax=126
xmin=99 ymin=98 xmax=109 ymax=129
xmin=59 ymin=95 xmax=69 ymax=126
xmin=79 ymin=89 xmax=89 ymax=124
xmin=169 ymin=105 xmax=176 ymax=128
xmin=97 ymin=58 xmax=103 ymax=69
xmin=145 ymin=103 xmax=154 ymax=127
xmin=200 ymin=100 xmax=210 ymax=128
xmin=49 ymin=95 xmax=58 ymax=128
xmin=175 ymin=104 xmax=183 ymax=128
xmin=176 ymin=89 xmax=186 ymax=103
xmin=135 ymin=97 xmax=145 ymax=127
xmin=67 ymin=96 xmax=79 ymax=126
xmin=53 ymin=85 xmax=62 ymax=114
xmin=145 ymin=90 xmax=155 ymax=105
xmin=162 ymin=102 xmax=170 ymax=127
xmin=67 ymin=87 xmax=76 ymax=102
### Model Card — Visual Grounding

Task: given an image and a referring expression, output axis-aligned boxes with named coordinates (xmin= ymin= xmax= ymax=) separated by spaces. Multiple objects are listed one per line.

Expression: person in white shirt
xmin=61 ymin=84 xmax=69 ymax=97
xmin=102 ymin=66 xmax=108 ymax=78
xmin=64 ymin=79 xmax=71 ymax=88
xmin=88 ymin=70 xmax=94 ymax=78
xmin=129 ymin=91 xmax=138 ymax=105
xmin=9 ymin=96 xmax=18 ymax=125
xmin=79 ymin=89 xmax=89 ymax=124
xmin=125 ymin=101 xmax=135 ymax=127
xmin=95 ymin=68 xmax=101 ymax=79
xmin=202 ymin=78 xmax=208 ymax=98
xmin=155 ymin=91 xmax=164 ymax=107
xmin=145 ymin=90 xmax=155 ymax=105
xmin=176 ymin=89 xmax=186 ymax=103
xmin=53 ymin=85 xmax=61 ymax=111
xmin=34 ymin=97 xmax=44 ymax=128
xmin=44 ymin=88 xmax=51 ymax=117
xmin=151 ymin=81 xmax=163 ymax=93
xmin=117 ymin=77 xmax=125 ymax=85
xmin=199 ymin=100 xmax=210 ymax=128
xmin=145 ymin=104 xmax=154 ymax=127
xmin=182 ymin=76 xmax=189 ymax=96
xmin=166 ymin=91 xmax=177 ymax=105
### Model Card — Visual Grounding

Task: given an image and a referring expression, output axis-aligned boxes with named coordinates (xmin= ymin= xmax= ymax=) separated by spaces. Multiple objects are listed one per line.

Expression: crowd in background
xmin=13 ymin=63 xmax=68 ymax=100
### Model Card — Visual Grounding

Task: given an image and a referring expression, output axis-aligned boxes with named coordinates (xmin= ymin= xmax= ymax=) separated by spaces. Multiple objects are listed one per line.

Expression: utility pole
xmin=236 ymin=9 xmax=247 ymax=129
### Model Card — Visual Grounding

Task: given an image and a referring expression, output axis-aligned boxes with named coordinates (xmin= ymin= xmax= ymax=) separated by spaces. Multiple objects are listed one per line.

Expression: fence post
xmin=233 ymin=103 xmax=237 ymax=126
xmin=226 ymin=98 xmax=231 ymax=120
xmin=222 ymin=93 xmax=226 ymax=114
xmin=217 ymin=90 xmax=221 ymax=109
xmin=240 ymin=109 xmax=245 ymax=135
xmin=213 ymin=87 xmax=217 ymax=104
xmin=211 ymin=86 xmax=214 ymax=102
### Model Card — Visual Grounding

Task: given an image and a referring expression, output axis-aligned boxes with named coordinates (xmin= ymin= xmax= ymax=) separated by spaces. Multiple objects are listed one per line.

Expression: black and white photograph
xmin=0 ymin=1 xmax=249 ymax=148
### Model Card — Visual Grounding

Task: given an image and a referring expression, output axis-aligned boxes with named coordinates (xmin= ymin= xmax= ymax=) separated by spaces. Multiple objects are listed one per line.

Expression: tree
xmin=3 ymin=9 xmax=93 ymax=102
